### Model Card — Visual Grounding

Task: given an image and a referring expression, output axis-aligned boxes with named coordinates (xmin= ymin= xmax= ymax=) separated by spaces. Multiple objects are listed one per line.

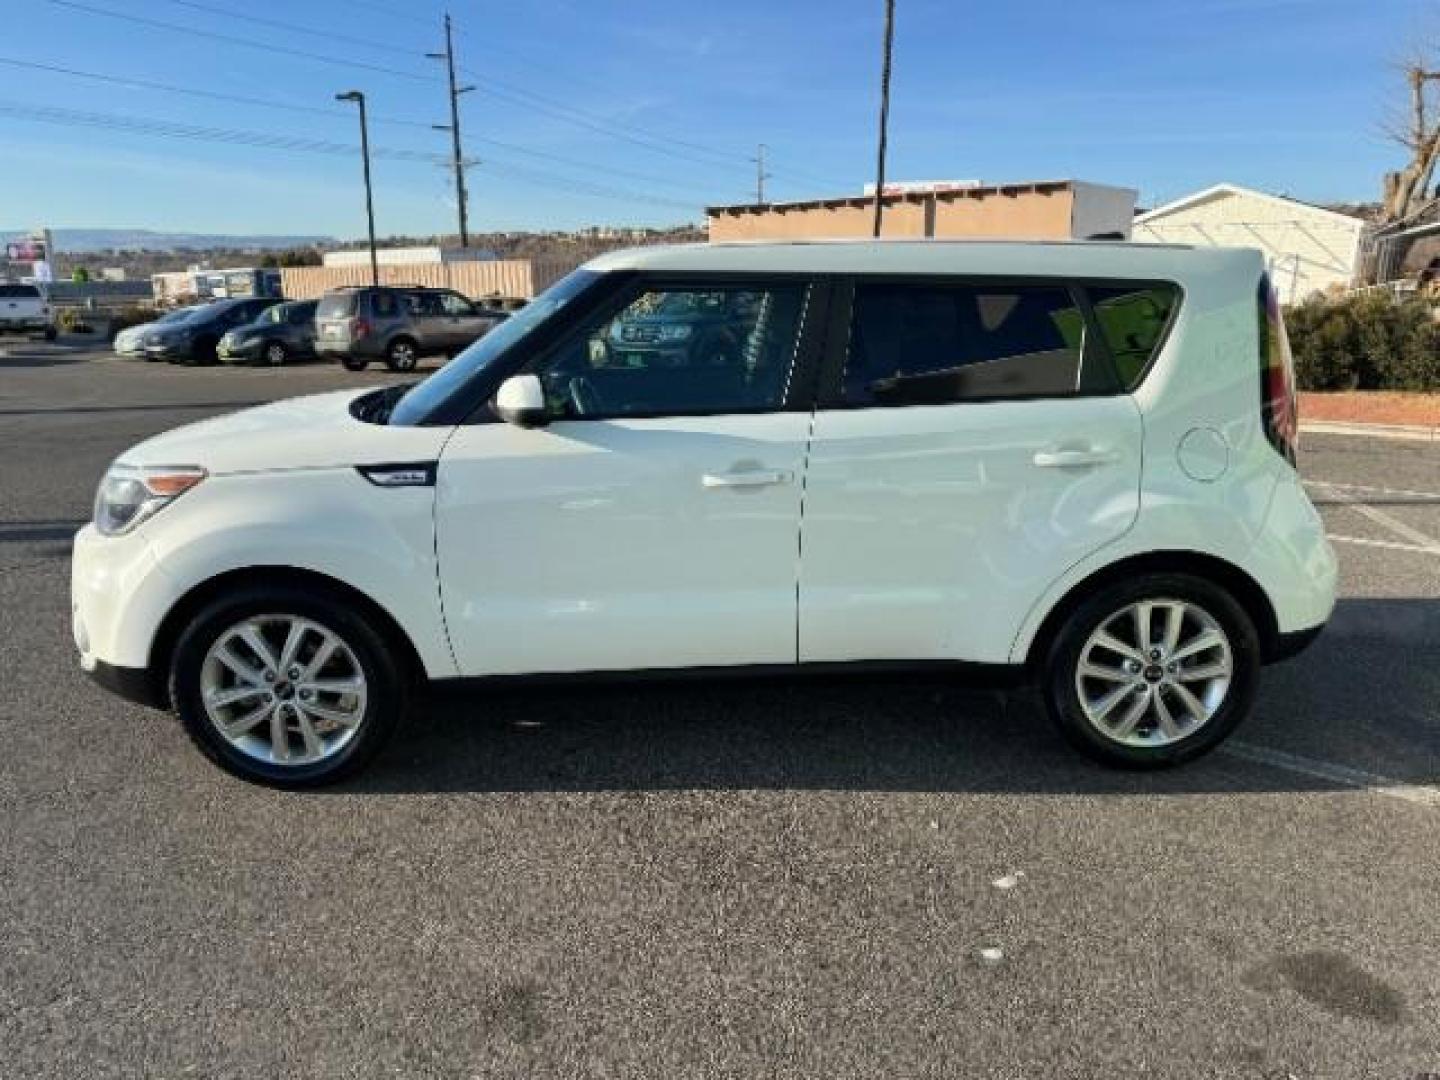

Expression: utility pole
xmin=428 ymin=13 xmax=475 ymax=248
xmin=871 ymin=0 xmax=896 ymax=238
xmin=752 ymin=143 xmax=771 ymax=205
xmin=335 ymin=90 xmax=378 ymax=286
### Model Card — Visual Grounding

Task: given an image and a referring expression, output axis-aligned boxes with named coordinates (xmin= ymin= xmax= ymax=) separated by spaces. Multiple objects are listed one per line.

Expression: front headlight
xmin=94 ymin=464 xmax=206 ymax=536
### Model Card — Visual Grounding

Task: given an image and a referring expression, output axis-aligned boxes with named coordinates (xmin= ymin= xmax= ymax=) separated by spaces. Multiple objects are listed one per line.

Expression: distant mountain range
xmin=0 ymin=228 xmax=335 ymax=253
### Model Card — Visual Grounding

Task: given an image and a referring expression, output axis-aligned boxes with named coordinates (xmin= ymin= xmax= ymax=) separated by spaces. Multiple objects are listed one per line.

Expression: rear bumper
xmin=0 ymin=319 xmax=52 ymax=334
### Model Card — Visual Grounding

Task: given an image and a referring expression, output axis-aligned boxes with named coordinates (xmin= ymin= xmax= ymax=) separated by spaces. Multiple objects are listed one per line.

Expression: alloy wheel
xmin=199 ymin=614 xmax=368 ymax=766
xmin=1074 ymin=599 xmax=1233 ymax=748
xmin=389 ymin=342 xmax=417 ymax=371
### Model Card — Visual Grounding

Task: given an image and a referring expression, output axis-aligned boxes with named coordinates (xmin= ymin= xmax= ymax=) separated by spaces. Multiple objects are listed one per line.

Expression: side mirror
xmin=493 ymin=373 xmax=549 ymax=428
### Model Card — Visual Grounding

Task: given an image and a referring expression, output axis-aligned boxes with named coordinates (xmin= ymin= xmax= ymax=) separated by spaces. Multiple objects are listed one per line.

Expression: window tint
xmin=289 ymin=303 xmax=315 ymax=325
xmin=439 ymin=292 xmax=474 ymax=316
xmin=843 ymin=283 xmax=1101 ymax=406
xmin=528 ymin=283 xmax=807 ymax=419
xmin=1086 ymin=284 xmax=1180 ymax=389
xmin=0 ymin=284 xmax=41 ymax=298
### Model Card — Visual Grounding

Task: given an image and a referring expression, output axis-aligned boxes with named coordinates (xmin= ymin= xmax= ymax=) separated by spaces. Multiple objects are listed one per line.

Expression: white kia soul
xmin=73 ymin=241 xmax=1337 ymax=787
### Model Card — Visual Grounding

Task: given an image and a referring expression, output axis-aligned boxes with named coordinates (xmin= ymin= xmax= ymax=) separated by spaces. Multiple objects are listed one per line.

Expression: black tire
xmin=169 ymin=584 xmax=409 ymax=788
xmin=385 ymin=337 xmax=419 ymax=373
xmin=184 ymin=337 xmax=219 ymax=366
xmin=262 ymin=340 xmax=289 ymax=366
xmin=340 ymin=355 xmax=369 ymax=372
xmin=1041 ymin=573 xmax=1260 ymax=769
xmin=43 ymin=325 xmax=57 ymax=342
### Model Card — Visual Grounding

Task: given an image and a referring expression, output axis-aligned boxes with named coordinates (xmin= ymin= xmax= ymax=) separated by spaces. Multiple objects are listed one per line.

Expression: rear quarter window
xmin=316 ymin=293 xmax=357 ymax=319
xmin=0 ymin=284 xmax=42 ymax=299
xmin=1085 ymin=284 xmax=1181 ymax=389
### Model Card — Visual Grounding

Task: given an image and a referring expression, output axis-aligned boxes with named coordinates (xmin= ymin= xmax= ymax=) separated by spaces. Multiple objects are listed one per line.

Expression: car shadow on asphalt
xmin=328 ymin=597 xmax=1440 ymax=798
xmin=0 ymin=347 xmax=89 ymax=368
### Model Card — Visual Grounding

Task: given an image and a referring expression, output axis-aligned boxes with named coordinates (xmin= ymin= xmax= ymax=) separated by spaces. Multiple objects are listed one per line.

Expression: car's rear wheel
xmin=169 ymin=585 xmax=407 ymax=787
xmin=385 ymin=338 xmax=419 ymax=373
xmin=340 ymin=355 xmax=369 ymax=372
xmin=1042 ymin=574 xmax=1259 ymax=768
xmin=263 ymin=340 xmax=288 ymax=366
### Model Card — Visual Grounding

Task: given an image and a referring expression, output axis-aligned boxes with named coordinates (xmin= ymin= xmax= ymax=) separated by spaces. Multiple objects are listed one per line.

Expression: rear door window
xmin=1085 ymin=284 xmax=1180 ymax=389
xmin=841 ymin=282 xmax=1110 ymax=406
xmin=0 ymin=284 xmax=41 ymax=299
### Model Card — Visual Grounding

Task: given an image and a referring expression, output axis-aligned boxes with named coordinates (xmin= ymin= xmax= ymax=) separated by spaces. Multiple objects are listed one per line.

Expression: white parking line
xmin=1304 ymin=479 xmax=1440 ymax=502
xmin=1221 ymin=742 xmax=1440 ymax=808
xmin=1327 ymin=534 xmax=1440 ymax=556
xmin=1310 ymin=481 xmax=1440 ymax=554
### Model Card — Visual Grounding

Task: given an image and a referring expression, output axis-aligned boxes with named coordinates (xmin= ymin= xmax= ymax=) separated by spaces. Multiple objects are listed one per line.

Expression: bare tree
xmin=1382 ymin=63 xmax=1440 ymax=223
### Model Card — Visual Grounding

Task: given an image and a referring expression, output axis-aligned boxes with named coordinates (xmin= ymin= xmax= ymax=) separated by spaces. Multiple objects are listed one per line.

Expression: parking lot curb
xmin=1300 ymin=420 xmax=1440 ymax=442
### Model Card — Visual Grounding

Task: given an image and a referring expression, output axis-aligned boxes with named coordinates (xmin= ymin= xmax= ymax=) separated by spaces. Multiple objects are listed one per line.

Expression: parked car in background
xmin=0 ymin=283 xmax=56 ymax=341
xmin=313 ymin=285 xmax=507 ymax=372
xmin=114 ymin=306 xmax=202 ymax=358
xmin=73 ymin=240 xmax=1335 ymax=787
xmin=601 ymin=288 xmax=758 ymax=369
xmin=142 ymin=298 xmax=282 ymax=365
xmin=218 ymin=300 xmax=319 ymax=366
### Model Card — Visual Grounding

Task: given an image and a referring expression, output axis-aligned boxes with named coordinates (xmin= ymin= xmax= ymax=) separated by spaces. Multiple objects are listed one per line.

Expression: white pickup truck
xmin=0 ymin=283 xmax=57 ymax=340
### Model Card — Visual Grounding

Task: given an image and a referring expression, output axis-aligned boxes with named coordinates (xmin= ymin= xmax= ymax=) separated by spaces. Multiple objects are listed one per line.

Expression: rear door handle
xmin=702 ymin=469 xmax=793 ymax=489
xmin=1032 ymin=447 xmax=1119 ymax=468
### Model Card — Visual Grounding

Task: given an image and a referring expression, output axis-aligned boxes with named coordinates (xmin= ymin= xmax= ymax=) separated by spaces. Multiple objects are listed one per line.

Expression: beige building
xmin=1133 ymin=183 xmax=1369 ymax=304
xmin=706 ymin=180 xmax=1138 ymax=242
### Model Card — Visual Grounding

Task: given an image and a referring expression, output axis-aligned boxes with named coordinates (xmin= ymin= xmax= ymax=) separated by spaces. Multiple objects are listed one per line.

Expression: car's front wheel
xmin=169 ymin=585 xmax=408 ymax=787
xmin=1042 ymin=574 xmax=1259 ymax=768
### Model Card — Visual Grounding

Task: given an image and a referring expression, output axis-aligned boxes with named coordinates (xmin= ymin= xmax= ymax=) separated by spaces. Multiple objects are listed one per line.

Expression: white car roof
xmin=583 ymin=239 xmax=1260 ymax=281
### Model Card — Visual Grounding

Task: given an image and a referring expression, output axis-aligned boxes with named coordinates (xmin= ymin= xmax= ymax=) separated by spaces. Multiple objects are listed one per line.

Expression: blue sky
xmin=0 ymin=0 xmax=1431 ymax=239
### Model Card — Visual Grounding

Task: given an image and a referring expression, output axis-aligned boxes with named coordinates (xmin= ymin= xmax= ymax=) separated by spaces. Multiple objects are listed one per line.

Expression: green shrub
xmin=1286 ymin=294 xmax=1440 ymax=392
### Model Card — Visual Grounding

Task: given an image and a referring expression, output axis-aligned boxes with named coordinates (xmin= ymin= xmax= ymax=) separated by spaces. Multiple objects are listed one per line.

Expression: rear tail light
xmin=351 ymin=317 xmax=371 ymax=340
xmin=1258 ymin=276 xmax=1298 ymax=467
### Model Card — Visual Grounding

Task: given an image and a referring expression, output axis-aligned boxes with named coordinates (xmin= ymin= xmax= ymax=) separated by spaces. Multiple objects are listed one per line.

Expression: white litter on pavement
xmin=991 ymin=871 xmax=1025 ymax=890
xmin=977 ymin=947 xmax=1004 ymax=965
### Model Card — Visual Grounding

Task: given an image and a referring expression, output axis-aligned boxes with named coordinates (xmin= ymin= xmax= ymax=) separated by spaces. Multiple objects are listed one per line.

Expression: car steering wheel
xmin=568 ymin=375 xmax=607 ymax=417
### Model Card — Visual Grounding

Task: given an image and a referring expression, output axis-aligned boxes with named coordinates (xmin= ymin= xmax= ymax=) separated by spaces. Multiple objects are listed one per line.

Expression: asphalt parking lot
xmin=2 ymin=341 xmax=1437 ymax=1078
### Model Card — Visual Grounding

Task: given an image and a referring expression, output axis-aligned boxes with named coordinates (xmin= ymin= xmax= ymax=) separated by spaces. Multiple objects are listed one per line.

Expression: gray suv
xmin=313 ymin=285 xmax=506 ymax=372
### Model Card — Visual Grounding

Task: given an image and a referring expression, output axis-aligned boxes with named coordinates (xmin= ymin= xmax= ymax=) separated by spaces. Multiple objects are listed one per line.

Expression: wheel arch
xmin=1019 ymin=550 xmax=1281 ymax=671
xmin=147 ymin=565 xmax=427 ymax=708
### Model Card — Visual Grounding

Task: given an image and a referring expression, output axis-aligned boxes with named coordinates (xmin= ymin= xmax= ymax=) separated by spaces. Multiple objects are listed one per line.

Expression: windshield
xmin=387 ymin=269 xmax=601 ymax=426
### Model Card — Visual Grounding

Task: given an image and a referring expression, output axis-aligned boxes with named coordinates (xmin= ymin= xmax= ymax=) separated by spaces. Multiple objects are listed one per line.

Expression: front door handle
xmin=702 ymin=469 xmax=793 ymax=489
xmin=1032 ymin=447 xmax=1119 ymax=468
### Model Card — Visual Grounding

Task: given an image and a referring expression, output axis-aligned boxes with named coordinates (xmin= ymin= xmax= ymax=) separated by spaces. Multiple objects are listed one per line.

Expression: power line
xmin=41 ymin=0 xmax=439 ymax=83
xmin=0 ymin=98 xmax=446 ymax=161
xmin=0 ymin=99 xmax=702 ymax=212
xmin=0 ymin=54 xmax=712 ymax=193
xmin=41 ymin=0 xmax=835 ymax=193
xmin=0 ymin=55 xmax=435 ymax=129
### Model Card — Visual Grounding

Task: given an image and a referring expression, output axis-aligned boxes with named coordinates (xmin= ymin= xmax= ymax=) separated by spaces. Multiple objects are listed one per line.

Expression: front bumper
xmin=143 ymin=343 xmax=191 ymax=360
xmin=71 ymin=523 xmax=174 ymax=684
xmin=85 ymin=658 xmax=166 ymax=709
xmin=217 ymin=337 xmax=262 ymax=361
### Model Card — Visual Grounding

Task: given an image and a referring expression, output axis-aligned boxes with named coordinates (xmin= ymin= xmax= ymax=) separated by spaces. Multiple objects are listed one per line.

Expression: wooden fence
xmin=279 ymin=258 xmax=579 ymax=302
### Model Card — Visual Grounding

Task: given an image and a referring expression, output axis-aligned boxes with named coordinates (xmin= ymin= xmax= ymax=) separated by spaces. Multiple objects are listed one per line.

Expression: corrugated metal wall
xmin=280 ymin=258 xmax=579 ymax=301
